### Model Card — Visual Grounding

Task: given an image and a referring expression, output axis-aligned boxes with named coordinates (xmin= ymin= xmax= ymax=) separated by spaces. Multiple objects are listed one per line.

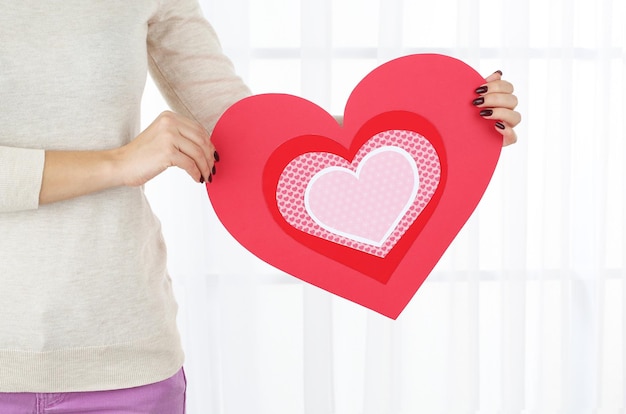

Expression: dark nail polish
xmin=214 ymin=151 xmax=220 ymax=162
xmin=472 ymin=97 xmax=484 ymax=106
xmin=495 ymin=121 xmax=506 ymax=130
xmin=475 ymin=86 xmax=488 ymax=94
xmin=212 ymin=165 xmax=216 ymax=175
xmin=480 ymin=109 xmax=493 ymax=117
xmin=208 ymin=174 xmax=213 ymax=183
xmin=495 ymin=70 xmax=503 ymax=76
xmin=200 ymin=175 xmax=205 ymax=184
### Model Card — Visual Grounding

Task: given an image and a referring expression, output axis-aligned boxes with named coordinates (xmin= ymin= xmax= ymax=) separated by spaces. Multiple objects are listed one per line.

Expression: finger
xmin=153 ymin=111 xmax=216 ymax=181
xmin=170 ymin=145 xmax=204 ymax=183
xmin=494 ymin=121 xmax=518 ymax=147
xmin=475 ymin=79 xmax=514 ymax=95
xmin=175 ymin=119 xmax=213 ymax=158
xmin=478 ymin=107 xmax=522 ymax=128
xmin=173 ymin=134 xmax=212 ymax=182
xmin=166 ymin=114 xmax=216 ymax=177
xmin=158 ymin=112 xmax=213 ymax=156
xmin=472 ymin=92 xmax=518 ymax=110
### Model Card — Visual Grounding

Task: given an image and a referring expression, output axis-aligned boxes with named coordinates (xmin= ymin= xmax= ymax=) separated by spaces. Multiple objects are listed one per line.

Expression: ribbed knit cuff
xmin=0 ymin=146 xmax=45 ymax=213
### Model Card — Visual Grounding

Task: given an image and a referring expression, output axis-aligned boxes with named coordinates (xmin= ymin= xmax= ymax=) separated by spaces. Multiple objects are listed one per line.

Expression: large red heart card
xmin=207 ymin=54 xmax=502 ymax=319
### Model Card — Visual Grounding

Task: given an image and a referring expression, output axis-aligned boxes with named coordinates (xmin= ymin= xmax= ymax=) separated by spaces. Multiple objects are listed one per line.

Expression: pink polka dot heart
xmin=276 ymin=130 xmax=441 ymax=258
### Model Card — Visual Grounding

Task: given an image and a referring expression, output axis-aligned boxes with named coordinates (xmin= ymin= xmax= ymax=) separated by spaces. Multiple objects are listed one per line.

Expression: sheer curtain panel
xmin=141 ymin=0 xmax=626 ymax=413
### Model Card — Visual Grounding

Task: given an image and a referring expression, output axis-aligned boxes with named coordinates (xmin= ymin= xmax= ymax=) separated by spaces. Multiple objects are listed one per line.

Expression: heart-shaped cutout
xmin=276 ymin=130 xmax=441 ymax=258
xmin=207 ymin=54 xmax=502 ymax=318
xmin=305 ymin=145 xmax=421 ymax=248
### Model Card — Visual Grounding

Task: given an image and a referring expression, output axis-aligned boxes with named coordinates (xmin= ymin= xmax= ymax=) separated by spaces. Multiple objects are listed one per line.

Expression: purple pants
xmin=0 ymin=368 xmax=186 ymax=414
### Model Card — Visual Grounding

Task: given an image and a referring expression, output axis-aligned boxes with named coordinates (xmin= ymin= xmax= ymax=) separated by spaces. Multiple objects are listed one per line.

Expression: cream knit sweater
xmin=0 ymin=0 xmax=250 ymax=392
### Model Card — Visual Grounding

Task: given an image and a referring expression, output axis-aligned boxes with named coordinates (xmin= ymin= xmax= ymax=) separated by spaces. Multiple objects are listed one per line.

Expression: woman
xmin=0 ymin=0 xmax=520 ymax=412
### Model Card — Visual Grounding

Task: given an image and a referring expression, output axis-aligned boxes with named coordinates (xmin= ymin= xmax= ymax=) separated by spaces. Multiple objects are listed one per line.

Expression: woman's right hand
xmin=39 ymin=111 xmax=217 ymax=206
xmin=117 ymin=111 xmax=217 ymax=186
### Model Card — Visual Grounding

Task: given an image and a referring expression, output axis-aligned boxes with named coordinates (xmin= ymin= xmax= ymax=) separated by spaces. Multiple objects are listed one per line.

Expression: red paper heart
xmin=207 ymin=54 xmax=502 ymax=319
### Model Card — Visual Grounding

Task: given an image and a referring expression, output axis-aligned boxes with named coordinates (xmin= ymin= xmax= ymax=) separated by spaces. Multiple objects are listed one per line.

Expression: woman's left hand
xmin=473 ymin=71 xmax=521 ymax=146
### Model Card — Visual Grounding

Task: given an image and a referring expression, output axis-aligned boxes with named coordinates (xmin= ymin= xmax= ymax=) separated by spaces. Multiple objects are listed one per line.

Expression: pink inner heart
xmin=304 ymin=147 xmax=419 ymax=246
xmin=276 ymin=130 xmax=441 ymax=258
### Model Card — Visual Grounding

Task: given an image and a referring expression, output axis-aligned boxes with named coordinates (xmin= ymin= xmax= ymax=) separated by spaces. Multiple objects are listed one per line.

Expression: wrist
xmin=106 ymin=146 xmax=131 ymax=187
xmin=39 ymin=149 xmax=129 ymax=205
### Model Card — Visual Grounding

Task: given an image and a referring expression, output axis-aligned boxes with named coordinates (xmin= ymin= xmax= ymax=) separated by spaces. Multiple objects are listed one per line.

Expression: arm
xmin=146 ymin=0 xmax=251 ymax=136
xmin=12 ymin=0 xmax=248 ymax=210
xmin=39 ymin=149 xmax=121 ymax=206
xmin=39 ymin=111 xmax=215 ymax=206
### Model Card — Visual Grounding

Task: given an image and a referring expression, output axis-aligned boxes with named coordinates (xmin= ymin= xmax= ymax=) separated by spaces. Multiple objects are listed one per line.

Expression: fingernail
xmin=475 ymin=86 xmax=488 ymax=94
xmin=200 ymin=176 xmax=204 ymax=184
xmin=494 ymin=70 xmax=503 ymax=76
xmin=208 ymin=174 xmax=213 ymax=183
xmin=214 ymin=151 xmax=220 ymax=162
xmin=480 ymin=109 xmax=493 ymax=117
xmin=472 ymin=97 xmax=484 ymax=106
xmin=212 ymin=165 xmax=216 ymax=175
xmin=495 ymin=121 xmax=506 ymax=130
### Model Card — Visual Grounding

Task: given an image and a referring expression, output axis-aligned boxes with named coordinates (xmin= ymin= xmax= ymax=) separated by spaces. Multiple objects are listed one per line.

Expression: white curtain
xmin=143 ymin=0 xmax=626 ymax=412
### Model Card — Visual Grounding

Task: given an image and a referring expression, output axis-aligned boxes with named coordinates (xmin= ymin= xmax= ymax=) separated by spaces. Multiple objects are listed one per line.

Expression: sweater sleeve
xmin=0 ymin=146 xmax=45 ymax=213
xmin=147 ymin=0 xmax=251 ymax=134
